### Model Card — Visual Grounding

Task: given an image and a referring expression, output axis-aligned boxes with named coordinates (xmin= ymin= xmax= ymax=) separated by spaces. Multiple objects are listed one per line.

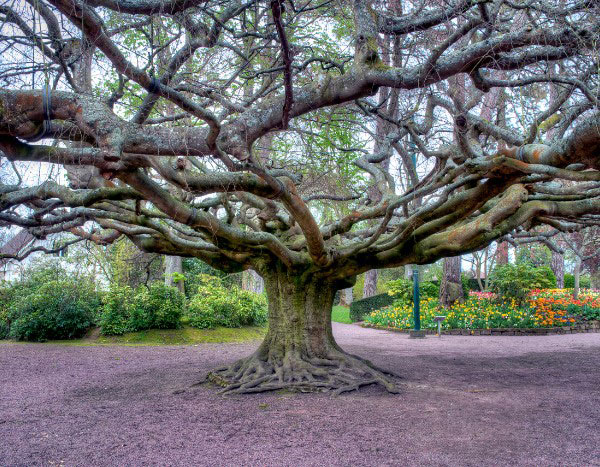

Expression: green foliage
xmin=0 ymin=283 xmax=17 ymax=339
xmin=99 ymin=286 xmax=133 ymax=335
xmin=7 ymin=279 xmax=100 ymax=342
xmin=349 ymin=293 xmax=394 ymax=322
xmin=516 ymin=243 xmax=552 ymax=268
xmin=99 ymin=282 xmax=185 ymax=335
xmin=386 ymin=278 xmax=440 ymax=303
xmin=489 ymin=263 xmax=556 ymax=303
xmin=181 ymin=258 xmax=240 ymax=297
xmin=103 ymin=238 xmax=163 ymax=289
xmin=0 ymin=263 xmax=101 ymax=342
xmin=186 ymin=275 xmax=267 ymax=329
xmin=143 ymin=282 xmax=185 ymax=329
xmin=461 ymin=274 xmax=477 ymax=294
xmin=564 ymin=274 xmax=591 ymax=289
xmin=567 ymin=303 xmax=600 ymax=320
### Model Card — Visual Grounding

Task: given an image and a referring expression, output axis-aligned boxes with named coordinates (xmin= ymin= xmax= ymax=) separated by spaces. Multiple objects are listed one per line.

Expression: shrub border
xmin=362 ymin=320 xmax=600 ymax=336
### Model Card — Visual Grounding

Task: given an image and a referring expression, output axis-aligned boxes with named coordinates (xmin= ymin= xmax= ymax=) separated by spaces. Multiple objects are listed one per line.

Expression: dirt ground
xmin=1 ymin=323 xmax=599 ymax=466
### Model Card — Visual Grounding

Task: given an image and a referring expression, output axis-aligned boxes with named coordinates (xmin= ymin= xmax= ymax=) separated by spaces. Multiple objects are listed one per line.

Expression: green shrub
xmin=186 ymin=275 xmax=267 ymax=329
xmin=489 ymin=263 xmax=556 ymax=304
xmin=99 ymin=282 xmax=185 ymax=335
xmin=386 ymin=278 xmax=439 ymax=303
xmin=0 ymin=283 xmax=16 ymax=339
xmin=349 ymin=293 xmax=394 ymax=322
xmin=564 ymin=274 xmax=591 ymax=289
xmin=8 ymin=279 xmax=100 ymax=341
xmin=144 ymin=282 xmax=185 ymax=329
xmin=99 ymin=285 xmax=134 ymax=335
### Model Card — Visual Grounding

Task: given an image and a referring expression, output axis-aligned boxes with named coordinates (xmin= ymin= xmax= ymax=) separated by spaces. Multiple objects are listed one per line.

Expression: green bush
xmin=349 ymin=293 xmax=395 ymax=322
xmin=386 ymin=278 xmax=440 ymax=303
xmin=99 ymin=285 xmax=134 ymax=335
xmin=99 ymin=282 xmax=185 ymax=335
xmin=0 ymin=283 xmax=17 ymax=339
xmin=8 ymin=279 xmax=100 ymax=341
xmin=186 ymin=274 xmax=267 ymax=329
xmin=564 ymin=274 xmax=591 ymax=289
xmin=489 ymin=263 xmax=556 ymax=304
xmin=144 ymin=282 xmax=185 ymax=329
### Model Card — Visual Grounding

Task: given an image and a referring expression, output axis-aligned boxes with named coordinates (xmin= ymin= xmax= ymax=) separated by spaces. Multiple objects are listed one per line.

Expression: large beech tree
xmin=1 ymin=0 xmax=600 ymax=394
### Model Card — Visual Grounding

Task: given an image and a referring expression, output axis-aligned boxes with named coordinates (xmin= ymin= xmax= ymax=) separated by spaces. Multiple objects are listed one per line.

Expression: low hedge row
xmin=349 ymin=293 xmax=394 ymax=322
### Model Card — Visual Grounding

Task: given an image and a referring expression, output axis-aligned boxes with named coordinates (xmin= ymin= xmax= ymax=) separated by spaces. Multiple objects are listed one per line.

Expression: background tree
xmin=1 ymin=0 xmax=600 ymax=394
xmin=439 ymin=256 xmax=463 ymax=307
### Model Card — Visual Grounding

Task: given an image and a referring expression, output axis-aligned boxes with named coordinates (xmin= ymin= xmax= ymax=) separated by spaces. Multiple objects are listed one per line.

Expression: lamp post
xmin=409 ymin=268 xmax=426 ymax=338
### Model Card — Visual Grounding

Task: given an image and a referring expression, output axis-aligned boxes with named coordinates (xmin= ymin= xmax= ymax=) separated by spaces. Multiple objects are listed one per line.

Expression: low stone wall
xmin=362 ymin=321 xmax=600 ymax=336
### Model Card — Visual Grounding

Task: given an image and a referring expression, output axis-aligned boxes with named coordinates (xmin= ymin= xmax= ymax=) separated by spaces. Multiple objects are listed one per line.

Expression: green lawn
xmin=331 ymin=306 xmax=352 ymax=324
xmin=4 ymin=325 xmax=267 ymax=347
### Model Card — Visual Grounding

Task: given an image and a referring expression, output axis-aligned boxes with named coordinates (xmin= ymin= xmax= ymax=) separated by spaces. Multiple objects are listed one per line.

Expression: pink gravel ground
xmin=1 ymin=323 xmax=599 ymax=466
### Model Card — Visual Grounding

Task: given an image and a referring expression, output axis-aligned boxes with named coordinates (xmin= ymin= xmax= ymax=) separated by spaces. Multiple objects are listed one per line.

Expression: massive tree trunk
xmin=551 ymin=251 xmax=565 ymax=288
xmin=208 ymin=267 xmax=399 ymax=395
xmin=439 ymin=256 xmax=463 ymax=307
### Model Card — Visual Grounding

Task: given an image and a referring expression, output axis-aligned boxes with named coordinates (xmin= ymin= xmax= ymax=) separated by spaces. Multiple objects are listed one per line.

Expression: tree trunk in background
xmin=362 ymin=269 xmax=378 ymax=298
xmin=208 ymin=266 xmax=399 ymax=394
xmin=574 ymin=257 xmax=581 ymax=299
xmin=495 ymin=241 xmax=509 ymax=265
xmin=404 ymin=264 xmax=413 ymax=279
xmin=242 ymin=269 xmax=264 ymax=294
xmin=591 ymin=270 xmax=600 ymax=290
xmin=551 ymin=251 xmax=565 ymax=288
xmin=439 ymin=256 xmax=463 ymax=307
xmin=164 ymin=256 xmax=184 ymax=293
xmin=339 ymin=287 xmax=353 ymax=307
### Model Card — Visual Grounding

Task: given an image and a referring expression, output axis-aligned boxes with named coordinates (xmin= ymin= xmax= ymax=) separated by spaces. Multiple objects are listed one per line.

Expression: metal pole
xmin=413 ymin=268 xmax=420 ymax=331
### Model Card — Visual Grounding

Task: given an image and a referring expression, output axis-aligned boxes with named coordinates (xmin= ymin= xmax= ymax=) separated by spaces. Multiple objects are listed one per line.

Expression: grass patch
xmin=3 ymin=325 xmax=267 ymax=346
xmin=332 ymin=306 xmax=352 ymax=324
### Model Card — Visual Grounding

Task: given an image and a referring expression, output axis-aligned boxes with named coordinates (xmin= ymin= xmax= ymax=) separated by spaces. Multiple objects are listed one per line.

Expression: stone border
xmin=361 ymin=321 xmax=600 ymax=336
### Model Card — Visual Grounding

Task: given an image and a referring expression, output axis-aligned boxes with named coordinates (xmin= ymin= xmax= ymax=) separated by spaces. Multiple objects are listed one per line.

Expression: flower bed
xmin=363 ymin=289 xmax=600 ymax=331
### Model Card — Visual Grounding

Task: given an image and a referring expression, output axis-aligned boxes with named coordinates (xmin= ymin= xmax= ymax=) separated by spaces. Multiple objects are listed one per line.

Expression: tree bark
xmin=339 ymin=287 xmax=353 ymax=307
xmin=207 ymin=267 xmax=399 ymax=395
xmin=439 ymin=256 xmax=463 ymax=307
xmin=591 ymin=270 xmax=600 ymax=290
xmin=164 ymin=255 xmax=184 ymax=293
xmin=242 ymin=269 xmax=264 ymax=294
xmin=551 ymin=251 xmax=565 ymax=288
xmin=495 ymin=241 xmax=509 ymax=265
xmin=362 ymin=269 xmax=378 ymax=298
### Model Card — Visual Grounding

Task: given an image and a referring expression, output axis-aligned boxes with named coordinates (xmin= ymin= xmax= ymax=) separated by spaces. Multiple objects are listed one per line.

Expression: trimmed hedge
xmin=349 ymin=293 xmax=394 ymax=322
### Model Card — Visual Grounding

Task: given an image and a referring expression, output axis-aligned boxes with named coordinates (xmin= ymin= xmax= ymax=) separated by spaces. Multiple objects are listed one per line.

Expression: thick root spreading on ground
xmin=207 ymin=350 xmax=400 ymax=396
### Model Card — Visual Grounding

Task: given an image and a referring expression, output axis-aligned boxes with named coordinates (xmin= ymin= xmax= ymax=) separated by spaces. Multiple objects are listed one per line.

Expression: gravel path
xmin=1 ymin=324 xmax=599 ymax=466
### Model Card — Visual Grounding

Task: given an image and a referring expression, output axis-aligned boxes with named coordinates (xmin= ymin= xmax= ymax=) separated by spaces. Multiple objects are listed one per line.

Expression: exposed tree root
xmin=206 ymin=350 xmax=400 ymax=396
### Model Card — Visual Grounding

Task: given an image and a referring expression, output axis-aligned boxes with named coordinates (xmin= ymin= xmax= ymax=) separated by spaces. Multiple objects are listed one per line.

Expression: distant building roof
xmin=0 ymin=229 xmax=35 ymax=266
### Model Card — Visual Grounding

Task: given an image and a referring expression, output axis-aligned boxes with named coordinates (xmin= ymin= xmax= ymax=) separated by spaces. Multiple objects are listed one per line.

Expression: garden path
xmin=1 ymin=323 xmax=599 ymax=466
